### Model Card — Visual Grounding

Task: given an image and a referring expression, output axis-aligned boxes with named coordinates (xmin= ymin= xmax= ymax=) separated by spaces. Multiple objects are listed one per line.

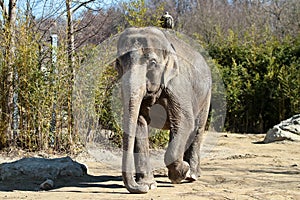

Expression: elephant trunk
xmin=121 ymin=66 xmax=149 ymax=193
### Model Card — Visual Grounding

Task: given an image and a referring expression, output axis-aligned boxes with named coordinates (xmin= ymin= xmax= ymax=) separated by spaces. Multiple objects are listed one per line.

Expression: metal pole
xmin=50 ymin=34 xmax=58 ymax=139
xmin=12 ymin=69 xmax=19 ymax=138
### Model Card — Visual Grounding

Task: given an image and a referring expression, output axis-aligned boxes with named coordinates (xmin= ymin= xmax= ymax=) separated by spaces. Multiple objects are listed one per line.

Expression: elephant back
xmin=161 ymin=30 xmax=207 ymax=70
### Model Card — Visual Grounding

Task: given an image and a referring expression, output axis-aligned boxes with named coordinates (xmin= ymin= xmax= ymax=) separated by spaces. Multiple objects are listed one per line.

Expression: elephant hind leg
xmin=184 ymin=97 xmax=211 ymax=181
xmin=183 ymin=130 xmax=202 ymax=181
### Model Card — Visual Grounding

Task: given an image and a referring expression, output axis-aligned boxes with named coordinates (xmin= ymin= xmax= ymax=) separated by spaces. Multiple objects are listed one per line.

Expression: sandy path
xmin=1 ymin=133 xmax=300 ymax=200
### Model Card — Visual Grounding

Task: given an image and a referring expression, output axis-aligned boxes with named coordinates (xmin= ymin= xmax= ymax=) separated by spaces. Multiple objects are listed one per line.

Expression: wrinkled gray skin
xmin=116 ymin=27 xmax=211 ymax=194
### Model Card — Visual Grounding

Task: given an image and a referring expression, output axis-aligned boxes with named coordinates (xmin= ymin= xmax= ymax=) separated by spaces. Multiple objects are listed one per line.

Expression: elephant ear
xmin=115 ymin=58 xmax=123 ymax=79
xmin=162 ymin=46 xmax=179 ymax=88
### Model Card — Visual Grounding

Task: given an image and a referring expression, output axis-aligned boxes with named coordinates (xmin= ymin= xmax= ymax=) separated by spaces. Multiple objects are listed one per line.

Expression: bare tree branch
xmin=73 ymin=0 xmax=95 ymax=13
xmin=0 ymin=0 xmax=8 ymax=19
xmin=74 ymin=12 xmax=109 ymax=49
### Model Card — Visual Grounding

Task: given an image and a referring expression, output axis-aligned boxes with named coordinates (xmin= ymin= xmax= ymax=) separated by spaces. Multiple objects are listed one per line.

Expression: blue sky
xmin=1 ymin=0 xmax=124 ymax=20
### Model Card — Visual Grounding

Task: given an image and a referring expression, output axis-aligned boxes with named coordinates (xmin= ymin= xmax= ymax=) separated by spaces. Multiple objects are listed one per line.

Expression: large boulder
xmin=0 ymin=156 xmax=87 ymax=181
xmin=0 ymin=156 xmax=87 ymax=190
xmin=264 ymin=114 xmax=300 ymax=143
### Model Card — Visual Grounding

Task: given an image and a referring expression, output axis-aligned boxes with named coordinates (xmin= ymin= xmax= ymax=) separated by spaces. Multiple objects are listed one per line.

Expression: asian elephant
xmin=116 ymin=27 xmax=212 ymax=193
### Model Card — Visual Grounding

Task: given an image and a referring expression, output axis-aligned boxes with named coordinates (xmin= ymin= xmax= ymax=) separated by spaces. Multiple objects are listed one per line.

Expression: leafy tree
xmin=122 ymin=0 xmax=165 ymax=28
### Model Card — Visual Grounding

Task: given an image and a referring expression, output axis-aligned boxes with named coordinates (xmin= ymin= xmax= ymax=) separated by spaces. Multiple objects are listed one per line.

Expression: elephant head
xmin=116 ymin=27 xmax=179 ymax=193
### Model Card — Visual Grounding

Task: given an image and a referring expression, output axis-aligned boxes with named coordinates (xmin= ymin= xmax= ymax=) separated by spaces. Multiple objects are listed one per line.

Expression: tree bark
xmin=0 ymin=0 xmax=17 ymax=148
xmin=66 ymin=0 xmax=75 ymax=147
xmin=9 ymin=0 xmax=19 ymax=144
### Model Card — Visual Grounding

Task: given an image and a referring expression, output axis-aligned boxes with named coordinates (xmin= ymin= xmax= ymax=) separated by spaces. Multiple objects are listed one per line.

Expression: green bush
xmin=207 ymin=29 xmax=300 ymax=133
xmin=0 ymin=16 xmax=79 ymax=152
xmin=94 ymin=64 xmax=123 ymax=146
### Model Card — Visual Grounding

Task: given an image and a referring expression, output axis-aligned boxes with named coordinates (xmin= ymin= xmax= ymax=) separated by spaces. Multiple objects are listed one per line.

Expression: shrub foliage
xmin=207 ymin=30 xmax=300 ymax=133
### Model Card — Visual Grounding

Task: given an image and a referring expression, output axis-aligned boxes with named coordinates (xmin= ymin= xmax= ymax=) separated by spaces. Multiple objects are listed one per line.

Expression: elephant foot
xmin=185 ymin=172 xmax=198 ymax=182
xmin=136 ymin=174 xmax=157 ymax=190
xmin=185 ymin=166 xmax=201 ymax=182
xmin=167 ymin=161 xmax=190 ymax=184
xmin=137 ymin=179 xmax=157 ymax=190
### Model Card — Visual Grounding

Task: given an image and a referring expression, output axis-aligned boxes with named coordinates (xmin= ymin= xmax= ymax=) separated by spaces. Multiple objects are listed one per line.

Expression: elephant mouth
xmin=145 ymin=86 xmax=162 ymax=97
xmin=143 ymin=86 xmax=163 ymax=105
xmin=146 ymin=89 xmax=156 ymax=96
xmin=143 ymin=92 xmax=156 ymax=103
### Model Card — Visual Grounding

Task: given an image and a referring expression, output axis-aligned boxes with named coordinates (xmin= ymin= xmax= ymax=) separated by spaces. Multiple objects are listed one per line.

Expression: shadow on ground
xmin=0 ymin=174 xmax=124 ymax=192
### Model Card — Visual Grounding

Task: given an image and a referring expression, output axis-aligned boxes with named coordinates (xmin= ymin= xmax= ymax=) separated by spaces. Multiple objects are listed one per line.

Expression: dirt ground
xmin=0 ymin=133 xmax=300 ymax=200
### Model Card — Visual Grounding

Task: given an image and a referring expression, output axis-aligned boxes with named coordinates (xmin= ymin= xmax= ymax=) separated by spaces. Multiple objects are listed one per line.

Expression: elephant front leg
xmin=164 ymin=119 xmax=195 ymax=184
xmin=134 ymin=116 xmax=157 ymax=190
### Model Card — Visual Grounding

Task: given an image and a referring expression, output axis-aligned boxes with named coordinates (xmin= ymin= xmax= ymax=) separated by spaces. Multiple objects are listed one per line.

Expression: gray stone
xmin=264 ymin=114 xmax=300 ymax=143
xmin=40 ymin=179 xmax=54 ymax=190
xmin=0 ymin=156 xmax=87 ymax=181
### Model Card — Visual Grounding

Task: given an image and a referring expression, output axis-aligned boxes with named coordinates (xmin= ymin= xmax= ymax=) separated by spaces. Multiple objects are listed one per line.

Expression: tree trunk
xmin=0 ymin=0 xmax=17 ymax=148
xmin=10 ymin=0 xmax=18 ymax=145
xmin=66 ymin=0 xmax=75 ymax=148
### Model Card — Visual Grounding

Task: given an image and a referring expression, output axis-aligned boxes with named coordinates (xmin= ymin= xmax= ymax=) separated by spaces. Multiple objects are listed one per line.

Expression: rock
xmin=264 ymin=114 xmax=300 ymax=143
xmin=40 ymin=179 xmax=54 ymax=190
xmin=0 ymin=156 xmax=87 ymax=181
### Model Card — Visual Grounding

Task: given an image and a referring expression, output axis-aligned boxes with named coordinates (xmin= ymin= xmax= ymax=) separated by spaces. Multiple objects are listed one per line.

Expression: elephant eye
xmin=149 ymin=59 xmax=157 ymax=67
